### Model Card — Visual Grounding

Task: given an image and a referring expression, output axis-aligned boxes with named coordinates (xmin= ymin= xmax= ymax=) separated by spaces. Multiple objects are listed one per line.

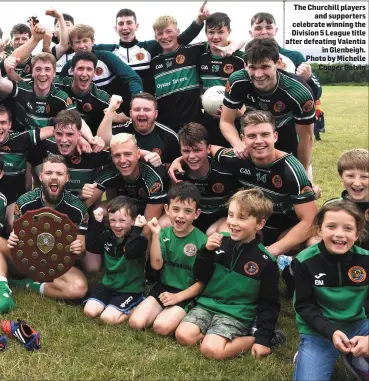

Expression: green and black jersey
xmin=96 ymin=161 xmax=168 ymax=215
xmin=0 ymin=130 xmax=40 ymax=203
xmin=59 ymin=49 xmax=143 ymax=99
xmin=325 ymin=191 xmax=369 ymax=251
xmin=194 ymin=235 xmax=280 ymax=347
xmin=293 ymin=242 xmax=369 ymax=338
xmin=112 ymin=120 xmax=180 ymax=165
xmin=86 ymin=221 xmax=147 ymax=293
xmin=215 ymin=149 xmax=315 ymax=230
xmin=160 ymin=226 xmax=207 ymax=290
xmin=0 ymin=55 xmax=33 ymax=81
xmin=176 ymin=156 xmax=239 ymax=215
xmin=53 ymin=76 xmax=110 ymax=135
xmin=94 ymin=20 xmax=203 ymax=95
xmin=0 ymin=191 xmax=7 ymax=236
xmin=10 ymin=80 xmax=75 ymax=132
xmin=278 ymin=46 xmax=322 ymax=100
xmin=151 ymin=43 xmax=207 ymax=132
xmin=224 ymin=69 xmax=316 ymax=156
xmin=39 ymin=137 xmax=111 ymax=195
xmin=14 ymin=186 xmax=89 ymax=234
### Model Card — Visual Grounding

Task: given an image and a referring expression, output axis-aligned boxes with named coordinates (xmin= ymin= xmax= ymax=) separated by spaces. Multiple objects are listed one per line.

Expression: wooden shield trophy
xmin=12 ymin=207 xmax=79 ymax=282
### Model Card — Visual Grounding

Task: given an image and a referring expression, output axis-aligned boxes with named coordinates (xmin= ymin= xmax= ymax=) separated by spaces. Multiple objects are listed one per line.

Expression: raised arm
xmin=45 ymin=8 xmax=69 ymax=60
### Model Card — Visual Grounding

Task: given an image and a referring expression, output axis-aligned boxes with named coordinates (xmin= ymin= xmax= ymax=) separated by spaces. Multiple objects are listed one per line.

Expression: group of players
xmin=0 ymin=3 xmax=368 ymax=380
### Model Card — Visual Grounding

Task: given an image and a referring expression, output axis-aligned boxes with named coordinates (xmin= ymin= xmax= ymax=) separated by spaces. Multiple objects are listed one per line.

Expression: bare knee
xmin=67 ymin=279 xmax=88 ymax=299
xmin=175 ymin=326 xmax=199 ymax=345
xmin=129 ymin=315 xmax=147 ymax=330
xmin=84 ymin=307 xmax=100 ymax=318
xmin=100 ymin=313 xmax=120 ymax=325
xmin=152 ymin=320 xmax=173 ymax=336
xmin=200 ymin=342 xmax=225 ymax=360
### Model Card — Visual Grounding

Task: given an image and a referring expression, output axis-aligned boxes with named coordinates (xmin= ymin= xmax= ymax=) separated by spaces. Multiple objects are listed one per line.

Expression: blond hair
xmin=241 ymin=111 xmax=275 ymax=131
xmin=337 ymin=149 xmax=369 ymax=175
xmin=31 ymin=52 xmax=56 ymax=71
xmin=153 ymin=16 xmax=177 ymax=31
xmin=227 ymin=189 xmax=273 ymax=223
xmin=69 ymin=24 xmax=95 ymax=42
xmin=110 ymin=133 xmax=137 ymax=148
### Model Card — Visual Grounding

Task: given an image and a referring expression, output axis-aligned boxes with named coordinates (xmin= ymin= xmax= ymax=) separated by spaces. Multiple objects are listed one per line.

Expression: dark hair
xmin=178 ymin=122 xmax=209 ymax=147
xmin=71 ymin=51 xmax=98 ymax=69
xmin=107 ymin=196 xmax=138 ymax=220
xmin=0 ymin=104 xmax=12 ymax=121
xmin=313 ymin=200 xmax=367 ymax=244
xmin=54 ymin=110 xmax=82 ymax=131
xmin=130 ymin=92 xmax=157 ymax=109
xmin=116 ymin=9 xmax=137 ymax=23
xmin=250 ymin=12 xmax=276 ymax=27
xmin=0 ymin=156 xmax=4 ymax=172
xmin=205 ymin=12 xmax=231 ymax=30
xmin=10 ymin=23 xmax=31 ymax=38
xmin=244 ymin=37 xmax=279 ymax=65
xmin=41 ymin=154 xmax=68 ymax=172
xmin=168 ymin=182 xmax=201 ymax=209
xmin=54 ymin=13 xmax=74 ymax=26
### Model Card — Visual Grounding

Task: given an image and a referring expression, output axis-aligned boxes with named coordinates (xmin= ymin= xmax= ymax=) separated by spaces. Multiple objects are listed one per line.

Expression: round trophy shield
xmin=12 ymin=207 xmax=79 ymax=282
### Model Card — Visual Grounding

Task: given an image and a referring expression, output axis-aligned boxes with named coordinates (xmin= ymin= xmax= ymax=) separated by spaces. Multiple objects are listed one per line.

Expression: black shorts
xmin=274 ymin=124 xmax=298 ymax=158
xmin=194 ymin=210 xmax=228 ymax=233
xmin=28 ymin=142 xmax=48 ymax=168
xmin=86 ymin=284 xmax=144 ymax=314
xmin=149 ymin=282 xmax=192 ymax=310
xmin=262 ymin=220 xmax=297 ymax=246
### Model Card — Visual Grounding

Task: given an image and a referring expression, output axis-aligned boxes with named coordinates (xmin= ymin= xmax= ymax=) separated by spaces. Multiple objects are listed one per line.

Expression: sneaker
xmin=293 ymin=351 xmax=298 ymax=366
xmin=342 ymin=353 xmax=369 ymax=381
xmin=0 ymin=319 xmax=40 ymax=351
xmin=270 ymin=329 xmax=287 ymax=349
xmin=0 ymin=282 xmax=16 ymax=314
xmin=0 ymin=335 xmax=8 ymax=351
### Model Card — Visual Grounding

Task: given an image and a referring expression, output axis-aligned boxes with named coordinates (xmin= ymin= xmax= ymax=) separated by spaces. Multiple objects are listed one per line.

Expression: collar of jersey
xmin=318 ymin=241 xmax=353 ymax=262
xmin=40 ymin=186 xmax=65 ymax=209
xmin=186 ymin=157 xmax=212 ymax=180
xmin=119 ymin=38 xmax=139 ymax=48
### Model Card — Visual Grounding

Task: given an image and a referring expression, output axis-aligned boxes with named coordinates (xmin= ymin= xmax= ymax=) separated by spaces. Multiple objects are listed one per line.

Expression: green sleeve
xmin=159 ymin=229 xmax=168 ymax=262
xmin=93 ymin=44 xmax=118 ymax=52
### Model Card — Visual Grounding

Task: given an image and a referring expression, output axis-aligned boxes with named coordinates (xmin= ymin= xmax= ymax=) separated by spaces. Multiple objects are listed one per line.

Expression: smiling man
xmin=220 ymin=38 xmax=316 ymax=174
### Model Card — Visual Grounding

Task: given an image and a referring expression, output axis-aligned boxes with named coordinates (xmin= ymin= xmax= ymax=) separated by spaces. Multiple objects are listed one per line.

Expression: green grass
xmin=1 ymin=86 xmax=368 ymax=381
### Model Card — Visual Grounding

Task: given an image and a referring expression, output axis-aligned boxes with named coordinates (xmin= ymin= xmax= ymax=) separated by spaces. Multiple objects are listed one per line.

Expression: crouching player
xmin=175 ymin=189 xmax=281 ymax=360
xmin=129 ymin=182 xmax=207 ymax=336
xmin=84 ymin=196 xmax=147 ymax=324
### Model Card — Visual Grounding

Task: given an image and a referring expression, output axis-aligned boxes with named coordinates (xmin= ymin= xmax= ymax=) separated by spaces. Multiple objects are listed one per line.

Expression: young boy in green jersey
xmin=129 ymin=182 xmax=207 ymax=336
xmin=84 ymin=196 xmax=147 ymax=325
xmin=175 ymin=189 xmax=280 ymax=360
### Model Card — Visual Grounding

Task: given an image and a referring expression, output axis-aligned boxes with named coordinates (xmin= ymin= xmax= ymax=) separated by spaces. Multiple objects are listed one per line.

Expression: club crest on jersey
xmin=348 ymin=266 xmax=367 ymax=283
xmin=364 ymin=208 xmax=369 ymax=222
xmin=302 ymin=100 xmax=314 ymax=113
xmin=301 ymin=186 xmax=313 ymax=194
xmin=212 ymin=183 xmax=224 ymax=193
xmin=184 ymin=243 xmax=197 ymax=257
xmin=82 ymin=103 xmax=92 ymax=112
xmin=272 ymin=175 xmax=283 ymax=188
xmin=176 ymin=55 xmax=185 ymax=64
xmin=152 ymin=148 xmax=162 ymax=156
xmin=45 ymin=104 xmax=50 ymax=113
xmin=273 ymin=101 xmax=285 ymax=113
xmin=223 ymin=64 xmax=234 ymax=74
xmin=136 ymin=52 xmax=145 ymax=61
xmin=149 ymin=182 xmax=161 ymax=194
xmin=225 ymin=81 xmax=231 ymax=93
xmin=138 ymin=188 xmax=146 ymax=198
xmin=95 ymin=67 xmax=103 ymax=76
xmin=244 ymin=261 xmax=259 ymax=275
xmin=71 ymin=155 xmax=82 ymax=165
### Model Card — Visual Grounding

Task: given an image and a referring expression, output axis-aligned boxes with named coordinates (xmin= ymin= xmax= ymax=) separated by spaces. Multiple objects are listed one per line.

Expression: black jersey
xmin=53 ymin=76 xmax=110 ymax=135
xmin=96 ymin=161 xmax=168 ymax=214
xmin=176 ymin=157 xmax=239 ymax=214
xmin=0 ymin=130 xmax=40 ymax=203
xmin=14 ymin=187 xmax=89 ymax=234
xmin=151 ymin=43 xmax=207 ymax=132
xmin=0 ymin=55 xmax=33 ymax=81
xmin=215 ymin=149 xmax=315 ymax=230
xmin=112 ymin=120 xmax=180 ymax=164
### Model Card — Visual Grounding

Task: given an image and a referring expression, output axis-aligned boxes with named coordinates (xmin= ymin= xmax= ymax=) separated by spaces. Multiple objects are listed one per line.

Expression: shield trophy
xmin=12 ymin=207 xmax=79 ymax=282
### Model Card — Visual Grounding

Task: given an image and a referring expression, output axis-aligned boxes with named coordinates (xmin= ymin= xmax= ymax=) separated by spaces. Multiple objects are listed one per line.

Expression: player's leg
xmin=175 ymin=306 xmax=212 ymax=345
xmin=200 ymin=314 xmax=254 ymax=359
xmin=128 ymin=296 xmax=162 ymax=329
xmin=5 ymin=202 xmax=15 ymax=235
xmin=100 ymin=291 xmax=145 ymax=325
xmin=84 ymin=284 xmax=110 ymax=318
xmin=84 ymin=300 xmax=105 ymax=318
xmin=215 ymin=218 xmax=229 ymax=234
xmin=152 ymin=305 xmax=187 ymax=336
xmin=0 ymin=247 xmax=15 ymax=314
xmin=158 ymin=213 xmax=171 ymax=228
xmin=43 ymin=266 xmax=88 ymax=300
xmin=80 ymin=252 xmax=102 ymax=273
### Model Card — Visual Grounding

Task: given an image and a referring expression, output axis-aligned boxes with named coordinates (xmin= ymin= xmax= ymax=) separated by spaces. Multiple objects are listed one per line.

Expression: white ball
xmin=202 ymin=86 xmax=225 ymax=115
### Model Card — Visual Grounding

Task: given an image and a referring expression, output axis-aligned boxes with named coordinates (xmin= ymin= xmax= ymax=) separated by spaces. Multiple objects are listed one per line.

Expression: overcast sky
xmin=0 ymin=1 xmax=367 ymax=61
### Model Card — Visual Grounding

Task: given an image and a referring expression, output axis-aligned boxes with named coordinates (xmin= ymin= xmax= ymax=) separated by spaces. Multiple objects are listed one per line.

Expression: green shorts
xmin=182 ymin=306 xmax=252 ymax=341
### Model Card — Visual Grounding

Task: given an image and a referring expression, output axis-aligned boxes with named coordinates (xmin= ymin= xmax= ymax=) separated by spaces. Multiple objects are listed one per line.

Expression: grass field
xmin=0 ymin=86 xmax=368 ymax=381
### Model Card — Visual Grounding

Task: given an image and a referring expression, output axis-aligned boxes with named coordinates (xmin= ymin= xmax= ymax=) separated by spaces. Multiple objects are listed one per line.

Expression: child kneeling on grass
xmin=129 ymin=182 xmax=208 ymax=336
xmin=293 ymin=200 xmax=369 ymax=381
xmin=175 ymin=189 xmax=281 ymax=360
xmin=84 ymin=196 xmax=147 ymax=324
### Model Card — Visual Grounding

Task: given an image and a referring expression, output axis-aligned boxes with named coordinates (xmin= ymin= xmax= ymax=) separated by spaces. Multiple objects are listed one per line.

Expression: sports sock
xmin=0 ymin=280 xmax=16 ymax=313
xmin=9 ymin=277 xmax=42 ymax=293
